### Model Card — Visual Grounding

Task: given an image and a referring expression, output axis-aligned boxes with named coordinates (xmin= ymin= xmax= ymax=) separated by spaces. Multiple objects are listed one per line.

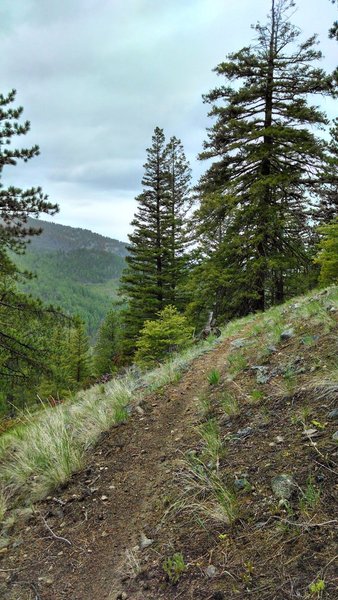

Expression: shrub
xmin=314 ymin=218 xmax=338 ymax=285
xmin=135 ymin=305 xmax=193 ymax=367
xmin=163 ymin=552 xmax=186 ymax=584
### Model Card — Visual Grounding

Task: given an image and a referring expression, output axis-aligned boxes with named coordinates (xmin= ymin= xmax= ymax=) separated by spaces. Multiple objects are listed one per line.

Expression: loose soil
xmin=1 ymin=317 xmax=337 ymax=599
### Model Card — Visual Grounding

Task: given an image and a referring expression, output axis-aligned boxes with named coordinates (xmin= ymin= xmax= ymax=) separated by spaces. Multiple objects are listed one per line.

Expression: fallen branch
xmin=275 ymin=516 xmax=338 ymax=529
xmin=41 ymin=515 xmax=71 ymax=546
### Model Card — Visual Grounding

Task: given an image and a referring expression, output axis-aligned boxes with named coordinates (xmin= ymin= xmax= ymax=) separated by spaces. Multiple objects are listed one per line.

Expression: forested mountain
xmin=23 ymin=218 xmax=127 ymax=257
xmin=13 ymin=219 xmax=127 ymax=336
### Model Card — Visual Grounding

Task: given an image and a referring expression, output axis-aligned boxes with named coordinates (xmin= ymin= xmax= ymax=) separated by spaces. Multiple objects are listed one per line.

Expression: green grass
xmin=207 ymin=368 xmax=221 ymax=385
xmin=299 ymin=477 xmax=321 ymax=515
xmin=227 ymin=350 xmax=248 ymax=376
xmin=219 ymin=390 xmax=239 ymax=416
xmin=0 ymin=375 xmax=138 ymax=509
xmin=198 ymin=418 xmax=224 ymax=467
xmin=176 ymin=454 xmax=238 ymax=525
xmin=163 ymin=552 xmax=186 ymax=584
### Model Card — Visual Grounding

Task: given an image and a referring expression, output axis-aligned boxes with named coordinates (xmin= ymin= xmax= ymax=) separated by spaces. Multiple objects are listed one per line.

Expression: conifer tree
xmin=0 ymin=89 xmax=60 ymax=390
xmin=120 ymin=128 xmax=191 ymax=356
xmin=94 ymin=307 xmax=121 ymax=376
xmin=166 ymin=136 xmax=192 ymax=308
xmin=314 ymin=217 xmax=338 ymax=285
xmin=193 ymin=0 xmax=333 ymax=320
xmin=69 ymin=319 xmax=92 ymax=385
xmin=0 ymin=89 xmax=58 ymax=252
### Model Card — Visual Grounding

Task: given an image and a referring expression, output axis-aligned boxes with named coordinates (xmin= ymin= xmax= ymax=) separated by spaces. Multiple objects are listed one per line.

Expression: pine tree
xmin=69 ymin=319 xmax=92 ymax=385
xmin=194 ymin=0 xmax=333 ymax=320
xmin=165 ymin=136 xmax=192 ymax=308
xmin=314 ymin=218 xmax=338 ymax=285
xmin=0 ymin=89 xmax=58 ymax=252
xmin=329 ymin=0 xmax=338 ymax=40
xmin=0 ymin=89 xmax=61 ymax=391
xmin=94 ymin=307 xmax=121 ymax=376
xmin=120 ymin=127 xmax=191 ymax=356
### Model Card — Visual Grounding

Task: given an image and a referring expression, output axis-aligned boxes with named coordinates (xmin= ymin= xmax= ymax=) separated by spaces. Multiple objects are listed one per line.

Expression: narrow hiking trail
xmin=1 ymin=336 xmax=234 ymax=600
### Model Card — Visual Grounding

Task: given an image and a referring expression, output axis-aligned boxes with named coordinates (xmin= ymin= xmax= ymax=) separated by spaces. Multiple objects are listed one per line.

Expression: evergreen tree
xmin=193 ymin=0 xmax=333 ymax=321
xmin=135 ymin=305 xmax=193 ymax=368
xmin=166 ymin=136 xmax=192 ymax=308
xmin=0 ymin=89 xmax=60 ymax=389
xmin=69 ymin=319 xmax=92 ymax=385
xmin=0 ymin=90 xmax=58 ymax=252
xmin=120 ymin=128 xmax=191 ymax=356
xmin=329 ymin=0 xmax=338 ymax=40
xmin=94 ymin=307 xmax=121 ymax=376
xmin=314 ymin=217 xmax=338 ymax=285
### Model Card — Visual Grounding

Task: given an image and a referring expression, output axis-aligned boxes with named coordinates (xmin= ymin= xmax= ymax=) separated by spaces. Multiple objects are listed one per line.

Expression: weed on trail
xmin=175 ymin=453 xmax=238 ymax=526
xmin=207 ymin=368 xmax=221 ymax=385
xmin=163 ymin=552 xmax=186 ymax=584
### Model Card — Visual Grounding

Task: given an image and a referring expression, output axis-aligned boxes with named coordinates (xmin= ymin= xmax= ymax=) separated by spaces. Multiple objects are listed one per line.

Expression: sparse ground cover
xmin=0 ymin=286 xmax=337 ymax=599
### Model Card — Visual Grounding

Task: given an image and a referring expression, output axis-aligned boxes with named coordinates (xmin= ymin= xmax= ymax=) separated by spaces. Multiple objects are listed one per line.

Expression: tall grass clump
xmin=0 ymin=490 xmax=7 ymax=522
xmin=142 ymin=339 xmax=218 ymax=391
xmin=227 ymin=350 xmax=248 ymax=376
xmin=220 ymin=390 xmax=239 ymax=416
xmin=175 ymin=454 xmax=237 ymax=525
xmin=198 ymin=419 xmax=224 ymax=468
xmin=207 ymin=368 xmax=221 ymax=385
xmin=0 ymin=373 xmax=138 ymax=509
xmin=1 ymin=407 xmax=84 ymax=501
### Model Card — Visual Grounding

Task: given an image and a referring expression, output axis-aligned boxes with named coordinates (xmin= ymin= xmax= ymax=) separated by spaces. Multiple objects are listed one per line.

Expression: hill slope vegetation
xmin=13 ymin=218 xmax=127 ymax=335
xmin=0 ymin=286 xmax=337 ymax=599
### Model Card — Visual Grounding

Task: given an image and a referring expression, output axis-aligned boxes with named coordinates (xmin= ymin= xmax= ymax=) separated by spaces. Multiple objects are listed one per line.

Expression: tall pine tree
xmin=120 ymin=127 xmax=191 ymax=357
xmin=165 ymin=136 xmax=192 ymax=308
xmin=0 ymin=89 xmax=61 ymax=396
xmin=192 ymin=0 xmax=333 ymax=321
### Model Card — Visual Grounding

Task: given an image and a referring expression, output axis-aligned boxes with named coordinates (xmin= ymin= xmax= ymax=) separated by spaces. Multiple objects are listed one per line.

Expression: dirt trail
xmin=1 ymin=338 xmax=231 ymax=600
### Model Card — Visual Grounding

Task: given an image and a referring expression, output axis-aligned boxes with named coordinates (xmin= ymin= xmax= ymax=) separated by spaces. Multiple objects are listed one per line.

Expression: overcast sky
xmin=1 ymin=0 xmax=337 ymax=242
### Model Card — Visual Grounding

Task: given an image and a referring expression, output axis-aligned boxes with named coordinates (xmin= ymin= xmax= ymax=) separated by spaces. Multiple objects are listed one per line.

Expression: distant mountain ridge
xmin=26 ymin=218 xmax=127 ymax=257
xmin=13 ymin=218 xmax=127 ymax=336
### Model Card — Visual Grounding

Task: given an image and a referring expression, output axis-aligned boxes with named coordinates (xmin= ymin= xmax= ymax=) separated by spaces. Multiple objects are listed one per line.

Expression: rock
xmin=116 ymin=593 xmax=128 ymax=600
xmin=206 ymin=565 xmax=217 ymax=578
xmin=38 ymin=577 xmax=54 ymax=586
xmin=267 ymin=345 xmax=277 ymax=353
xmin=101 ymin=495 xmax=109 ymax=501
xmin=302 ymin=429 xmax=318 ymax=438
xmin=234 ymin=478 xmax=251 ymax=491
xmin=275 ymin=435 xmax=284 ymax=443
xmin=140 ymin=532 xmax=154 ymax=549
xmin=135 ymin=405 xmax=144 ymax=416
xmin=332 ymin=431 xmax=338 ymax=442
xmin=256 ymin=371 xmax=270 ymax=385
xmin=231 ymin=338 xmax=247 ymax=348
xmin=280 ymin=328 xmax=294 ymax=341
xmin=271 ymin=474 xmax=295 ymax=499
xmin=328 ymin=408 xmax=338 ymax=420
xmin=251 ymin=365 xmax=271 ymax=384
xmin=235 ymin=427 xmax=254 ymax=439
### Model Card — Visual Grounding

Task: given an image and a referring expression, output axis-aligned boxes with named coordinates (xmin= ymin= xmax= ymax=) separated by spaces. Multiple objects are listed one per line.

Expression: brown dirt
xmin=1 ymin=316 xmax=337 ymax=600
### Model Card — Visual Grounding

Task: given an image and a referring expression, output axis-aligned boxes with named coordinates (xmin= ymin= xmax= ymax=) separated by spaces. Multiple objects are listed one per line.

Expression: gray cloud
xmin=0 ymin=0 xmax=337 ymax=241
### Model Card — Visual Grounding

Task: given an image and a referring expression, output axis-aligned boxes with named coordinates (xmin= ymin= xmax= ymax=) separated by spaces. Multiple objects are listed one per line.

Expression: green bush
xmin=135 ymin=305 xmax=193 ymax=367
xmin=314 ymin=218 xmax=338 ymax=285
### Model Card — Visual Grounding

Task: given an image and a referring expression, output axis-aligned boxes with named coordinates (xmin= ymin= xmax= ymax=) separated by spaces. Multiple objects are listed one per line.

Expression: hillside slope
xmin=0 ymin=287 xmax=337 ymax=599
xmin=12 ymin=218 xmax=127 ymax=335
